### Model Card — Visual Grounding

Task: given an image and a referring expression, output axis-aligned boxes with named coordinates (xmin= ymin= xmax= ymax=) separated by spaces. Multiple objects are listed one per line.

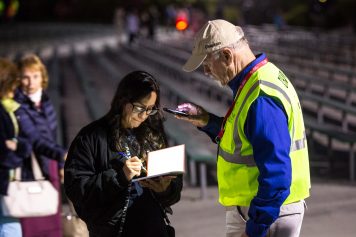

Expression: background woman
xmin=0 ymin=58 xmax=31 ymax=237
xmin=15 ymin=54 xmax=66 ymax=237
xmin=64 ymin=71 xmax=183 ymax=237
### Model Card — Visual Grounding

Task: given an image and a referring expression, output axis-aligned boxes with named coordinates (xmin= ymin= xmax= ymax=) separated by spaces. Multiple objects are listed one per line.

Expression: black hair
xmin=105 ymin=71 xmax=167 ymax=154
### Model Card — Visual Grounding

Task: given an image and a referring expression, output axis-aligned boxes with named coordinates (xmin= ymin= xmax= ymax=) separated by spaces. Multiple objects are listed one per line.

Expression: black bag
xmin=149 ymin=190 xmax=175 ymax=237
xmin=162 ymin=206 xmax=175 ymax=237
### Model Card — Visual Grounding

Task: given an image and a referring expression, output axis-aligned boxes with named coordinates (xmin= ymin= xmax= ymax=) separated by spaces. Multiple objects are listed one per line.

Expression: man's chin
xmin=219 ymin=81 xmax=228 ymax=87
xmin=211 ymin=76 xmax=227 ymax=86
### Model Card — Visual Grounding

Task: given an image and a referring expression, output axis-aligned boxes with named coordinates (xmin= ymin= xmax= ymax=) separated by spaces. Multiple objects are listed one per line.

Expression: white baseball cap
xmin=182 ymin=19 xmax=245 ymax=72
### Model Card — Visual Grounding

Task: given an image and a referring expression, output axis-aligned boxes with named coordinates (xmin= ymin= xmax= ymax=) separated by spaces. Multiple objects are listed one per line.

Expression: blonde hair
xmin=0 ymin=58 xmax=19 ymax=99
xmin=18 ymin=54 xmax=49 ymax=89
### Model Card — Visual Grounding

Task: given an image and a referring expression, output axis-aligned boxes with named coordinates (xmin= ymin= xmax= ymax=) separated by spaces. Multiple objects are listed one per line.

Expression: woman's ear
xmin=124 ymin=103 xmax=132 ymax=113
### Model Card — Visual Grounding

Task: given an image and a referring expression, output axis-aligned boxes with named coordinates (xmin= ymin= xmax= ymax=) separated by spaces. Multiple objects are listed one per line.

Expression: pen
xmin=140 ymin=163 xmax=147 ymax=174
xmin=141 ymin=150 xmax=151 ymax=174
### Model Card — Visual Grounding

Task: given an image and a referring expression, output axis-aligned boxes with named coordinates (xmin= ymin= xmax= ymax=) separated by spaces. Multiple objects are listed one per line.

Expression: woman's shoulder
xmin=40 ymin=92 xmax=54 ymax=107
xmin=14 ymin=91 xmax=33 ymax=113
xmin=76 ymin=117 xmax=110 ymax=140
xmin=70 ymin=117 xmax=112 ymax=155
xmin=0 ymin=103 xmax=6 ymax=114
xmin=14 ymin=89 xmax=28 ymax=103
xmin=0 ymin=104 xmax=11 ymax=125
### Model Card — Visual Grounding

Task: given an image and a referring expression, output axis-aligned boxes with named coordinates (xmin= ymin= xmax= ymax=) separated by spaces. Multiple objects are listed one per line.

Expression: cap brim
xmin=182 ymin=54 xmax=207 ymax=72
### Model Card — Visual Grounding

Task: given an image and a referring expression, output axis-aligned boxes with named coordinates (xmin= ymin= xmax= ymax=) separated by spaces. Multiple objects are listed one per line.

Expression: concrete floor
xmin=170 ymin=179 xmax=356 ymax=237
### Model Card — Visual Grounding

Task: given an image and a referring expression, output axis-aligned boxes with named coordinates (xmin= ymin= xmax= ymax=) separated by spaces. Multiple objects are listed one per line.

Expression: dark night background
xmin=1 ymin=0 xmax=355 ymax=31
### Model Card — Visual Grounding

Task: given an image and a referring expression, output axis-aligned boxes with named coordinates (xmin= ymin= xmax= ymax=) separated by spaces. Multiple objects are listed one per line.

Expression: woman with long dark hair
xmin=64 ymin=71 xmax=182 ymax=237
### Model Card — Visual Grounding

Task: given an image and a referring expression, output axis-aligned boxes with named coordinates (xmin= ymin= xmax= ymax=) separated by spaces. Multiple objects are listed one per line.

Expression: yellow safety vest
xmin=217 ymin=62 xmax=311 ymax=206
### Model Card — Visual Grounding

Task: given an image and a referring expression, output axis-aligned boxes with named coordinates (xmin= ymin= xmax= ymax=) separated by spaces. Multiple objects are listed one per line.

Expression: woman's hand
xmin=5 ymin=139 xmax=17 ymax=151
xmin=59 ymin=153 xmax=68 ymax=183
xmin=59 ymin=168 xmax=64 ymax=183
xmin=175 ymin=103 xmax=209 ymax=127
xmin=139 ymin=176 xmax=175 ymax=193
xmin=63 ymin=152 xmax=68 ymax=161
xmin=123 ymin=156 xmax=142 ymax=181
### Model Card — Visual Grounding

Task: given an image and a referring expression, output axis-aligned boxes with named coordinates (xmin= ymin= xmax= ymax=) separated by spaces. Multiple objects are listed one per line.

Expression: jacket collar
xmin=15 ymin=88 xmax=49 ymax=106
xmin=228 ymin=53 xmax=266 ymax=99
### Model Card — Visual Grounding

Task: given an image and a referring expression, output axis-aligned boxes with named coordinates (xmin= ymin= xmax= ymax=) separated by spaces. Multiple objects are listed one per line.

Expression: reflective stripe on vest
xmin=218 ymin=80 xmax=306 ymax=165
xmin=217 ymin=62 xmax=310 ymax=207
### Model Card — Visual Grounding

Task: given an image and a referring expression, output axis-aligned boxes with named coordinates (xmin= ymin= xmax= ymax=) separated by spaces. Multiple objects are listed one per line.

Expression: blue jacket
xmin=15 ymin=89 xmax=66 ymax=180
xmin=201 ymin=54 xmax=292 ymax=237
xmin=0 ymin=103 xmax=32 ymax=195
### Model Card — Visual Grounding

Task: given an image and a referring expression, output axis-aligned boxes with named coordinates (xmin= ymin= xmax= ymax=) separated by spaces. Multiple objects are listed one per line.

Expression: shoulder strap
xmin=14 ymin=153 xmax=45 ymax=181
xmin=117 ymin=142 xmax=132 ymax=237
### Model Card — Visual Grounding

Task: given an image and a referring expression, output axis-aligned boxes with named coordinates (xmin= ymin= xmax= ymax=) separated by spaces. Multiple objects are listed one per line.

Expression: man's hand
xmin=139 ymin=176 xmax=175 ymax=193
xmin=240 ymin=232 xmax=249 ymax=237
xmin=174 ymin=103 xmax=209 ymax=127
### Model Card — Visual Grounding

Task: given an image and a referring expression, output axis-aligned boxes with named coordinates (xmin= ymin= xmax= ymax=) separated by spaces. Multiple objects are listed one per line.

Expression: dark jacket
xmin=64 ymin=117 xmax=182 ymax=237
xmin=0 ymin=103 xmax=32 ymax=195
xmin=14 ymin=89 xmax=66 ymax=180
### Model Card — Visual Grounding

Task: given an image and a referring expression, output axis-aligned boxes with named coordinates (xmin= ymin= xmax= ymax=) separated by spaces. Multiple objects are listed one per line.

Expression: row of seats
xmin=126 ymin=35 xmax=356 ymax=181
xmin=3 ymin=23 xmax=355 ymax=192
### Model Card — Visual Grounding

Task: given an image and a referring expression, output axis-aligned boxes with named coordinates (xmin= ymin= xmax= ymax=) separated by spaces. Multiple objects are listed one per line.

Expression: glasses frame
xmin=131 ymin=102 xmax=159 ymax=116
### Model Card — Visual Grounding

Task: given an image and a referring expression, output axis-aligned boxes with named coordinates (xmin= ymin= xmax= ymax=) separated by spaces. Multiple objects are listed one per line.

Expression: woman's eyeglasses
xmin=131 ymin=103 xmax=159 ymax=116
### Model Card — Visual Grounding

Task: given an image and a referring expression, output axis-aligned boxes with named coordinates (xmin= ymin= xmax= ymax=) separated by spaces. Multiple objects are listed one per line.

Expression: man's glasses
xmin=131 ymin=103 xmax=159 ymax=116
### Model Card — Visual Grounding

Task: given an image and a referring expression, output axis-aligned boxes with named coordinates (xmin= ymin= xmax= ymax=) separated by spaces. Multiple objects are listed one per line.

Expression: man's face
xmin=202 ymin=51 xmax=231 ymax=86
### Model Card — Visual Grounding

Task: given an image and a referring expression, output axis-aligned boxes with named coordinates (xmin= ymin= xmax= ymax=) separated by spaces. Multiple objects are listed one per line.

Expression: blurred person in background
xmin=113 ymin=7 xmax=125 ymax=44
xmin=64 ymin=71 xmax=182 ymax=237
xmin=125 ymin=9 xmax=140 ymax=45
xmin=15 ymin=54 xmax=67 ymax=237
xmin=141 ymin=6 xmax=158 ymax=40
xmin=273 ymin=9 xmax=287 ymax=31
xmin=0 ymin=58 xmax=32 ymax=237
xmin=176 ymin=19 xmax=310 ymax=237
xmin=165 ymin=4 xmax=177 ymax=27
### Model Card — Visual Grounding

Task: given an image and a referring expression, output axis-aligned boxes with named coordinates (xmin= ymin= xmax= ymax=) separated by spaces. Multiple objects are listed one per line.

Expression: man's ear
xmin=222 ymin=48 xmax=233 ymax=65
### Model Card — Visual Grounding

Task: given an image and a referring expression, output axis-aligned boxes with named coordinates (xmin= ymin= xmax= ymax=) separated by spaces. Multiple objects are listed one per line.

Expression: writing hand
xmin=175 ymin=103 xmax=209 ymax=127
xmin=123 ymin=156 xmax=142 ymax=181
xmin=139 ymin=176 xmax=176 ymax=193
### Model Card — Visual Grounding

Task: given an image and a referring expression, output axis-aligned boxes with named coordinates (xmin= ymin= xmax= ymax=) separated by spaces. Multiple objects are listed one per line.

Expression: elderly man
xmin=175 ymin=19 xmax=311 ymax=237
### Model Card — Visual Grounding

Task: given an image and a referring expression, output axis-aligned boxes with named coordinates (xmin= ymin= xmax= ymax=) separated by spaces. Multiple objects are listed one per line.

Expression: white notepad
xmin=132 ymin=144 xmax=185 ymax=181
